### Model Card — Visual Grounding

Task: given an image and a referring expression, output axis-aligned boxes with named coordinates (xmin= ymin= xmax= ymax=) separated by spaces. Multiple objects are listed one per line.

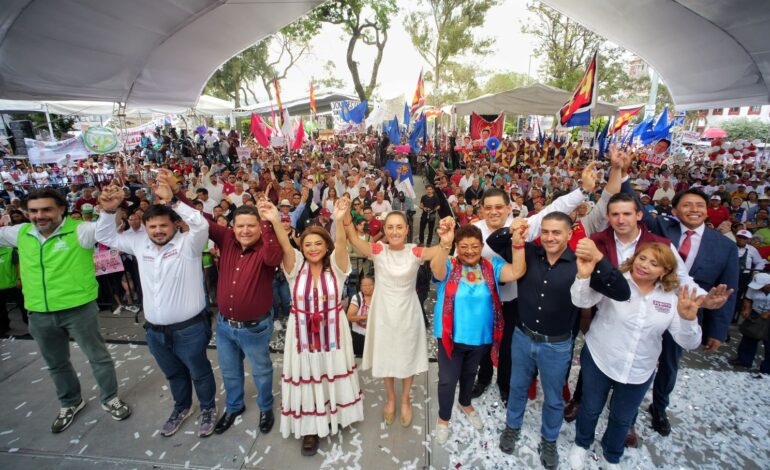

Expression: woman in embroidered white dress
xmin=259 ymin=197 xmax=363 ymax=456
xmin=345 ymin=211 xmax=456 ymax=427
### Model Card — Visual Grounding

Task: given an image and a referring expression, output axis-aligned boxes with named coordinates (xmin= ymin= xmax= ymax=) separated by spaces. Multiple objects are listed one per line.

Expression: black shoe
xmin=471 ymin=381 xmax=489 ymax=399
xmin=648 ymin=404 xmax=671 ymax=436
xmin=214 ymin=406 xmax=245 ymax=434
xmin=259 ymin=409 xmax=275 ymax=434
xmin=499 ymin=425 xmax=520 ymax=455
xmin=728 ymin=357 xmax=750 ymax=368
xmin=538 ymin=438 xmax=558 ymax=469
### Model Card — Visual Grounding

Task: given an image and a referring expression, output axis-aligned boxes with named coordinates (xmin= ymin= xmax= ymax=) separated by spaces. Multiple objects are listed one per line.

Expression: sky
xmin=247 ymin=0 xmax=544 ymax=104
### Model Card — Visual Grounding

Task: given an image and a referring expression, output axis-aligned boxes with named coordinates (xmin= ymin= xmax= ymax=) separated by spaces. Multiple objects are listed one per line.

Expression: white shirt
xmin=370 ymin=199 xmax=392 ymax=215
xmin=653 ymin=187 xmax=675 ymax=202
xmin=95 ymin=204 xmax=208 ymax=325
xmin=459 ymin=175 xmax=474 ymax=192
xmin=746 ymin=287 xmax=770 ymax=313
xmin=738 ymin=245 xmax=766 ymax=272
xmin=571 ymin=274 xmax=702 ymax=384
xmin=200 ymin=198 xmax=218 ymax=215
xmin=228 ymin=191 xmax=248 ymax=208
xmin=0 ymin=218 xmax=96 ymax=248
xmin=678 ymin=223 xmax=705 ymax=270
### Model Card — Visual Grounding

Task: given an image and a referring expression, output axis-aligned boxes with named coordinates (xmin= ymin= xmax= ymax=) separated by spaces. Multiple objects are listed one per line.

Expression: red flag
xmin=309 ymin=83 xmax=316 ymax=115
xmin=291 ymin=119 xmax=304 ymax=151
xmin=274 ymin=79 xmax=284 ymax=126
xmin=249 ymin=113 xmax=271 ymax=148
xmin=470 ymin=113 xmax=504 ymax=140
xmin=410 ymin=70 xmax=425 ymax=115
xmin=612 ymin=105 xmax=643 ymax=134
xmin=558 ymin=51 xmax=597 ymax=127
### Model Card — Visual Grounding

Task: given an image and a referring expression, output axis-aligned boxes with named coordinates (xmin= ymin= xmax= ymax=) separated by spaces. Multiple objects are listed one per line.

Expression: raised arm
xmin=257 ymin=198 xmax=295 ymax=274
xmin=332 ymin=198 xmax=351 ymax=273
xmin=343 ymin=212 xmax=372 ymax=258
xmin=95 ymin=185 xmax=137 ymax=255
xmin=499 ymin=219 xmax=528 ymax=282
xmin=420 ymin=216 xmax=456 ymax=261
xmin=429 ymin=218 xmax=454 ymax=282
xmin=155 ymin=173 xmax=208 ymax=254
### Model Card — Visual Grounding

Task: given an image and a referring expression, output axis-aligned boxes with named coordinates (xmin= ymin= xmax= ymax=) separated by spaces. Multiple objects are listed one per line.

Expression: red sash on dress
xmin=291 ymin=262 xmax=341 ymax=353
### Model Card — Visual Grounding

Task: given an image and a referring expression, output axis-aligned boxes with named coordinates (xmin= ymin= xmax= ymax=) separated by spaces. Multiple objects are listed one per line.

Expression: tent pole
xmin=44 ymin=104 xmax=55 ymax=141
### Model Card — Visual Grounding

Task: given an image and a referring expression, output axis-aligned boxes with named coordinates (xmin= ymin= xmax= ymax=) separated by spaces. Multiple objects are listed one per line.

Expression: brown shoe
xmin=563 ymin=399 xmax=579 ymax=423
xmin=624 ymin=425 xmax=639 ymax=448
xmin=301 ymin=434 xmax=320 ymax=456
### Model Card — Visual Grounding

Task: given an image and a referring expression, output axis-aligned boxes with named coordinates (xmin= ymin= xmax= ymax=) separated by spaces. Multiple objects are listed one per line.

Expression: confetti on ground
xmin=158 ymin=451 xmax=166 ymax=460
xmin=144 ymin=450 xmax=153 ymax=457
xmin=190 ymin=442 xmax=200 ymax=452
xmin=14 ymin=402 xmax=26 ymax=410
xmin=78 ymin=444 xmax=88 ymax=455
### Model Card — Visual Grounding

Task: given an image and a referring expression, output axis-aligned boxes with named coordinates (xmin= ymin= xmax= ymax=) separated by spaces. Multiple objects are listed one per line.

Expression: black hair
xmin=672 ymin=188 xmax=708 ymax=208
xmin=23 ymin=188 xmax=68 ymax=214
xmin=542 ymin=211 xmax=573 ymax=228
xmin=231 ymin=205 xmax=261 ymax=222
xmin=196 ymin=187 xmax=209 ymax=196
xmin=480 ymin=187 xmax=510 ymax=206
xmin=607 ymin=192 xmax=641 ymax=212
xmin=383 ymin=210 xmax=409 ymax=226
xmin=142 ymin=204 xmax=181 ymax=224
xmin=454 ymin=224 xmax=483 ymax=244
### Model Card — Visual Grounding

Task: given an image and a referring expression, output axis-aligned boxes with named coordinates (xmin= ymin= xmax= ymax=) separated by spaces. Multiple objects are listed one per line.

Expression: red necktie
xmin=678 ymin=230 xmax=695 ymax=262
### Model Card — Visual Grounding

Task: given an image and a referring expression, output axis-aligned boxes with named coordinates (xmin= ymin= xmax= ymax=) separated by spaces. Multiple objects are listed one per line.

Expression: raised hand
xmin=510 ymin=218 xmax=529 ymax=246
xmin=701 ymin=284 xmax=734 ymax=310
xmin=581 ymin=162 xmax=598 ymax=193
xmin=677 ymin=286 xmax=705 ymax=321
xmin=98 ymin=184 xmax=125 ymax=212
xmin=153 ymin=181 xmax=173 ymax=204
xmin=575 ymin=238 xmax=602 ymax=279
xmin=257 ymin=198 xmax=280 ymax=224
xmin=436 ymin=216 xmax=455 ymax=247
xmin=157 ymin=168 xmax=179 ymax=193
xmin=333 ymin=198 xmax=350 ymax=222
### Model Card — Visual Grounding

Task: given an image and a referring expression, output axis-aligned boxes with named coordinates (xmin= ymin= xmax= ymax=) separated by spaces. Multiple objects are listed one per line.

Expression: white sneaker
xmin=602 ymin=458 xmax=621 ymax=470
xmin=112 ymin=306 xmax=123 ymax=315
xmin=273 ymin=320 xmax=283 ymax=331
xmin=462 ymin=408 xmax=484 ymax=430
xmin=435 ymin=421 xmax=450 ymax=445
xmin=126 ymin=305 xmax=141 ymax=313
xmin=568 ymin=444 xmax=587 ymax=470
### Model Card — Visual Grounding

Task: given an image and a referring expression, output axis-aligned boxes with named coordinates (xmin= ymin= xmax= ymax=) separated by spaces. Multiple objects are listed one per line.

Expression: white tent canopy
xmin=541 ymin=0 xmax=770 ymax=110
xmin=0 ymin=96 xmax=234 ymax=117
xmin=0 ymin=0 xmax=322 ymax=108
xmin=451 ymin=83 xmax=618 ymax=117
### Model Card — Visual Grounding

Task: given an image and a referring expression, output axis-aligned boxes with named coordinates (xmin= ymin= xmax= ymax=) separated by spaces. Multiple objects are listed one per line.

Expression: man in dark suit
xmin=628 ymin=184 xmax=738 ymax=436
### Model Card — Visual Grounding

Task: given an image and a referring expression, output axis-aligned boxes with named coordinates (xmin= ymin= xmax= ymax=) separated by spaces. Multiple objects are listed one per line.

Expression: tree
xmin=313 ymin=0 xmax=398 ymax=102
xmin=314 ymin=61 xmax=346 ymax=90
xmin=522 ymin=1 xmax=629 ymax=102
xmin=722 ymin=118 xmax=770 ymax=141
xmin=405 ymin=0 xmax=498 ymax=106
xmin=23 ymin=113 xmax=75 ymax=140
xmin=482 ymin=71 xmax=530 ymax=94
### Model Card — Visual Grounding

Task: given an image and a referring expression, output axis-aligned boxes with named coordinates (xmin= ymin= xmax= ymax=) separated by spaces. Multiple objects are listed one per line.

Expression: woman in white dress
xmin=260 ymin=198 xmax=363 ymax=456
xmin=345 ymin=210 xmax=455 ymax=427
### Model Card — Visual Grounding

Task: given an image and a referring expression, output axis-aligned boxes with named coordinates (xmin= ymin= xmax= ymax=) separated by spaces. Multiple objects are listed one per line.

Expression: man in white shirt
xmin=652 ymin=179 xmax=675 ymax=203
xmin=734 ymin=229 xmax=767 ymax=320
xmin=194 ymin=188 xmax=218 ymax=215
xmin=370 ymin=191 xmax=392 ymax=215
xmin=96 ymin=184 xmax=217 ymax=438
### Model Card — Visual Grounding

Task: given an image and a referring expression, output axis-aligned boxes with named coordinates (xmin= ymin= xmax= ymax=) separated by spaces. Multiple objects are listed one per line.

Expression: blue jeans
xmin=145 ymin=318 xmax=216 ymax=412
xmin=652 ymin=330 xmax=683 ymax=412
xmin=575 ymin=346 xmax=653 ymax=464
xmin=272 ymin=277 xmax=291 ymax=320
xmin=216 ymin=313 xmax=274 ymax=413
xmin=506 ymin=329 xmax=572 ymax=441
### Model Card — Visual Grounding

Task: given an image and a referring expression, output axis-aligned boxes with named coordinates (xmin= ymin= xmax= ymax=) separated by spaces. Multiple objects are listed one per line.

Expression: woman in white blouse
xmin=568 ymin=242 xmax=704 ymax=470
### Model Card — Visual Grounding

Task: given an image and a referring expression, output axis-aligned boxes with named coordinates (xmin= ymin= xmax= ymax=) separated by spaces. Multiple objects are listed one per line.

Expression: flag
xmin=386 ymin=160 xmax=414 ymax=185
xmin=470 ymin=113 xmax=504 ymax=140
xmin=309 ymin=83 xmax=316 ymax=115
xmin=291 ymin=118 xmax=304 ymax=151
xmin=410 ymin=70 xmax=425 ymax=115
xmin=597 ymin=117 xmax=611 ymax=160
xmin=537 ymin=118 xmax=545 ymax=146
xmin=385 ymin=115 xmax=400 ymax=145
xmin=274 ymin=79 xmax=284 ymax=126
xmin=269 ymin=102 xmax=279 ymax=133
xmin=559 ymin=51 xmax=598 ymax=127
xmin=653 ymin=106 xmax=669 ymax=134
xmin=347 ymin=100 xmax=367 ymax=124
xmin=631 ymin=117 xmax=652 ymax=143
xmin=409 ymin=113 xmax=427 ymax=153
xmin=249 ymin=113 xmax=272 ymax=148
xmin=403 ymin=102 xmax=410 ymax=128
xmin=281 ymin=108 xmax=293 ymax=145
xmin=340 ymin=101 xmax=351 ymax=121
xmin=612 ymin=105 xmax=643 ymax=134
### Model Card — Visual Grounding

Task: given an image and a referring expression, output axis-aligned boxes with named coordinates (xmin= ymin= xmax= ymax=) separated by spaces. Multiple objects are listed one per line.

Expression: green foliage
xmin=482 ymin=71 xmax=530 ymax=95
xmin=312 ymin=0 xmax=398 ymax=102
xmin=588 ymin=116 xmax=608 ymax=133
xmin=722 ymin=118 xmax=770 ymax=141
xmin=405 ymin=0 xmax=499 ymax=106
xmin=23 ymin=113 xmax=75 ymax=139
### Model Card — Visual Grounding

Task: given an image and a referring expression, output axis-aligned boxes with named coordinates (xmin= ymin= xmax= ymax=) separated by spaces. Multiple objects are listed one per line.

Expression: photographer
xmin=419 ymin=184 xmax=440 ymax=246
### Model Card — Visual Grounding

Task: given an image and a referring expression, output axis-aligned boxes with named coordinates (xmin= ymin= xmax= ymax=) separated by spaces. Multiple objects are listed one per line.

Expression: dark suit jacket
xmin=621 ymin=181 xmax=739 ymax=341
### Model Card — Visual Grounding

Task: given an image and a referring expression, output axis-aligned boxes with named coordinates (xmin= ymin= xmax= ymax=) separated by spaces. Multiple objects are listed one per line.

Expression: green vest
xmin=0 ymin=247 xmax=18 ymax=290
xmin=17 ymin=217 xmax=98 ymax=312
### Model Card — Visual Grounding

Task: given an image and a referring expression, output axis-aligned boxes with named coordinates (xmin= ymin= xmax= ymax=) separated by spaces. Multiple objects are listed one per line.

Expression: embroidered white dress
xmin=362 ymin=242 xmax=429 ymax=378
xmin=280 ymin=249 xmax=364 ymax=439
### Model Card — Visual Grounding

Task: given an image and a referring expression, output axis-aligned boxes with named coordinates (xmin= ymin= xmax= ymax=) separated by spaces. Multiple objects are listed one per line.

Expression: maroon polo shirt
xmin=177 ymin=191 xmax=282 ymax=321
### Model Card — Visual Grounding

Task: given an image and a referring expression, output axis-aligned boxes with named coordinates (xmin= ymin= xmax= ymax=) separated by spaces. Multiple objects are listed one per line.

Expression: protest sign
xmin=94 ymin=250 xmax=124 ymax=276
xmin=83 ymin=127 xmax=120 ymax=154
xmin=25 ymin=137 xmax=90 ymax=164
xmin=236 ymin=147 xmax=251 ymax=160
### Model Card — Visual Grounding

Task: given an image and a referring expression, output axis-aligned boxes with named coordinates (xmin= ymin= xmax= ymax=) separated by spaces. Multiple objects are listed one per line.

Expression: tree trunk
xmin=347 ymin=28 xmax=367 ymax=102
xmin=365 ymin=31 xmax=387 ymax=101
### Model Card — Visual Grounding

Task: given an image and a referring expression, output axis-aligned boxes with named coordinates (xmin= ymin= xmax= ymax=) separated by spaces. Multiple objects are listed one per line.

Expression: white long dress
xmin=361 ymin=242 xmax=429 ymax=378
xmin=280 ymin=249 xmax=364 ymax=439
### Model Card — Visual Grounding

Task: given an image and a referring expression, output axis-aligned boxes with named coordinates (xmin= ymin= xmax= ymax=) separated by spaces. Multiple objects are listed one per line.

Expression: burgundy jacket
xmin=590 ymin=223 xmax=672 ymax=268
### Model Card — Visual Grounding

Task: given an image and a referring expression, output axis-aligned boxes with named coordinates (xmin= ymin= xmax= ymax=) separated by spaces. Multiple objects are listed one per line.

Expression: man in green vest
xmin=0 ymin=189 xmax=131 ymax=433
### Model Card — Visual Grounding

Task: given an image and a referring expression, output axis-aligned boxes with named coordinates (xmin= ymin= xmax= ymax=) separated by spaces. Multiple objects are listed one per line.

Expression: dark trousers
xmin=437 ymin=341 xmax=489 ymax=421
xmin=575 ymin=346 xmax=654 ymax=464
xmin=735 ymin=272 xmax=753 ymax=321
xmin=419 ymin=215 xmax=435 ymax=245
xmin=737 ymin=334 xmax=770 ymax=373
xmin=351 ymin=331 xmax=365 ymax=358
xmin=145 ymin=318 xmax=216 ymax=412
xmin=125 ymin=257 xmax=142 ymax=304
xmin=476 ymin=299 xmax=517 ymax=396
xmin=651 ymin=330 xmax=684 ymax=413
xmin=0 ymin=287 xmax=26 ymax=329
xmin=418 ymin=291 xmax=429 ymax=328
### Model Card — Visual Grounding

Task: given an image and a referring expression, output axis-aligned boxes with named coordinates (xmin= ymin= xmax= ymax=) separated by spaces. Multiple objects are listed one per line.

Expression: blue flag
xmin=385 ymin=115 xmax=400 ymax=144
xmin=408 ymin=113 xmax=427 ymax=153
xmin=653 ymin=106 xmax=668 ymax=134
xmin=347 ymin=100 xmax=367 ymax=124
xmin=340 ymin=101 xmax=350 ymax=121
xmin=404 ymin=102 xmax=410 ymax=129
xmin=631 ymin=117 xmax=652 ymax=143
xmin=386 ymin=160 xmax=414 ymax=185
xmin=597 ymin=118 xmax=611 ymax=160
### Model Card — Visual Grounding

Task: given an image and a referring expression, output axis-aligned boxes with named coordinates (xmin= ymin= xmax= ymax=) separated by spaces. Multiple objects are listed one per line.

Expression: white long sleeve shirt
xmin=571 ymin=274 xmax=702 ymax=384
xmin=95 ymin=203 xmax=208 ymax=325
xmin=0 ymin=219 xmax=96 ymax=248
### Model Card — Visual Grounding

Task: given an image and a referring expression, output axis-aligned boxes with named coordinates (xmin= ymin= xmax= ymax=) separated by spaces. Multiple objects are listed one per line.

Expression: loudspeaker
xmin=9 ymin=120 xmax=35 ymax=155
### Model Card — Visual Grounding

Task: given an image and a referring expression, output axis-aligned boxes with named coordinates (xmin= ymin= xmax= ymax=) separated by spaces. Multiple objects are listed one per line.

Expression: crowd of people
xmin=0 ymin=125 xmax=767 ymax=468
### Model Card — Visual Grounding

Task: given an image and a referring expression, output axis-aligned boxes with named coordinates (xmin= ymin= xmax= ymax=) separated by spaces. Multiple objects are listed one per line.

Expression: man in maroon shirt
xmin=166 ymin=172 xmax=282 ymax=436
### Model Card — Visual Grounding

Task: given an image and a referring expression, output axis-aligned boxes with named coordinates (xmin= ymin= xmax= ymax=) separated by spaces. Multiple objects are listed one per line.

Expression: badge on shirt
xmin=652 ymin=300 xmax=672 ymax=314
xmin=52 ymin=238 xmax=68 ymax=252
